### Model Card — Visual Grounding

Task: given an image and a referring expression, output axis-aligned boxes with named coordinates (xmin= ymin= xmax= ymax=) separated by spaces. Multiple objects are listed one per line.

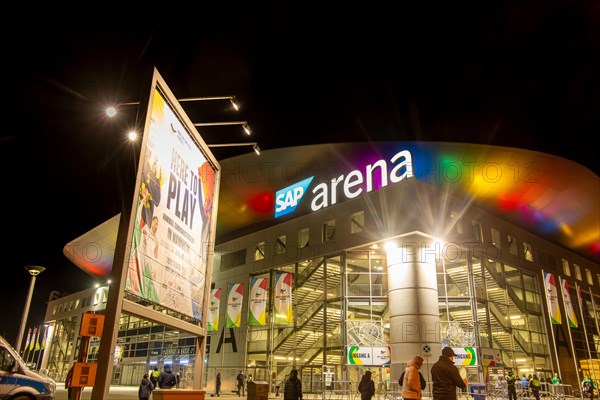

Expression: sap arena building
xmin=43 ymin=142 xmax=599 ymax=392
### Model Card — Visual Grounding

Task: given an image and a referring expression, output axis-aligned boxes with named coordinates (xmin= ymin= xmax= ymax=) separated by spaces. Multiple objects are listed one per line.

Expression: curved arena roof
xmin=64 ymin=141 xmax=600 ymax=277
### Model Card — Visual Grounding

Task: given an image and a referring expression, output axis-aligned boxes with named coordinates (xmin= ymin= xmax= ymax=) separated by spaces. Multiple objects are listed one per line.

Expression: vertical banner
xmin=249 ymin=277 xmax=269 ymax=326
xmin=207 ymin=288 xmax=222 ymax=332
xmin=22 ymin=327 xmax=32 ymax=354
xmin=274 ymin=272 xmax=293 ymax=325
xmin=35 ymin=325 xmax=42 ymax=351
xmin=562 ymin=278 xmax=578 ymax=328
xmin=29 ymin=327 xmax=38 ymax=352
xmin=544 ymin=272 xmax=562 ymax=324
xmin=226 ymin=283 xmax=244 ymax=328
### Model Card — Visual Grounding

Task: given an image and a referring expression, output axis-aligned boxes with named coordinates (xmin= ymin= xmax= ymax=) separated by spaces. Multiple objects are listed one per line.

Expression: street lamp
xmin=194 ymin=121 xmax=252 ymax=135
xmin=15 ymin=265 xmax=45 ymax=353
xmin=208 ymin=142 xmax=260 ymax=155
xmin=105 ymin=95 xmax=240 ymax=117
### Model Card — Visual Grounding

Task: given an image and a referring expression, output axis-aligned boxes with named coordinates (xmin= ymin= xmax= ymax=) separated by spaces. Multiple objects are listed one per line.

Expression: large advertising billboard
xmin=124 ymin=77 xmax=219 ymax=321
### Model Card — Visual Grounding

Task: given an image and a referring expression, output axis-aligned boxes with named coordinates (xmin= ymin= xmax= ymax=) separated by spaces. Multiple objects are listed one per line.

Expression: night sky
xmin=1 ymin=4 xmax=599 ymax=348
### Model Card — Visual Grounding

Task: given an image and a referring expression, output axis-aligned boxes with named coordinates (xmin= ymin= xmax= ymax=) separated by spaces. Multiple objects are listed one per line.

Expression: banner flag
xmin=35 ymin=325 xmax=42 ymax=351
xmin=41 ymin=325 xmax=49 ymax=350
xmin=562 ymin=278 xmax=578 ymax=328
xmin=29 ymin=327 xmax=38 ymax=351
xmin=207 ymin=288 xmax=222 ymax=332
xmin=274 ymin=272 xmax=293 ymax=325
xmin=544 ymin=272 xmax=562 ymax=324
xmin=226 ymin=283 xmax=244 ymax=328
xmin=23 ymin=327 xmax=32 ymax=353
xmin=249 ymin=277 xmax=269 ymax=326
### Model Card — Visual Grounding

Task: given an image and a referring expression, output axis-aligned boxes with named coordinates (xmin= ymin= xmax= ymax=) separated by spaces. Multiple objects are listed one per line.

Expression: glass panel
xmin=299 ymin=228 xmax=309 ymax=248
xmin=562 ymin=259 xmax=571 ymax=276
xmin=254 ymin=242 xmax=265 ymax=261
xmin=323 ymin=220 xmax=335 ymax=242
xmin=508 ymin=235 xmax=517 ymax=256
xmin=276 ymin=235 xmax=286 ymax=254
xmin=350 ymin=211 xmax=364 ymax=234
xmin=491 ymin=228 xmax=501 ymax=249
xmin=523 ymin=242 xmax=533 ymax=262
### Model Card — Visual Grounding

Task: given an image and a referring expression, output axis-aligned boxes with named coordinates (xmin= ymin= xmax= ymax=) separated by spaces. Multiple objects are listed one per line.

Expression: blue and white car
xmin=0 ymin=335 xmax=55 ymax=399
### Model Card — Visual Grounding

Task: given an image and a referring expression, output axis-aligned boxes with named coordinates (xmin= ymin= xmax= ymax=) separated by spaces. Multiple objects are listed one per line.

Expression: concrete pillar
xmin=387 ymin=233 xmax=441 ymax=382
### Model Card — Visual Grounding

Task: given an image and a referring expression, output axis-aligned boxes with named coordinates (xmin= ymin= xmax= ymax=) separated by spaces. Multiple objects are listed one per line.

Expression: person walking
xmin=521 ymin=375 xmax=530 ymax=397
xmin=237 ymin=371 xmax=246 ymax=396
xmin=65 ymin=364 xmax=75 ymax=400
xmin=431 ymin=346 xmax=467 ymax=400
xmin=216 ymin=372 xmax=221 ymax=396
xmin=138 ymin=373 xmax=154 ymax=400
xmin=358 ymin=370 xmax=376 ymax=400
xmin=401 ymin=356 xmax=425 ymax=400
xmin=284 ymin=369 xmax=303 ymax=400
xmin=150 ymin=366 xmax=159 ymax=388
xmin=506 ymin=371 xmax=517 ymax=400
xmin=551 ymin=373 xmax=562 ymax=385
xmin=158 ymin=364 xmax=178 ymax=389
xmin=529 ymin=374 xmax=541 ymax=400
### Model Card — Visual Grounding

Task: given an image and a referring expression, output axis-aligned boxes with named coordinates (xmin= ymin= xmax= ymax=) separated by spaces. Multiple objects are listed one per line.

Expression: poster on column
xmin=226 ymin=283 xmax=244 ymax=328
xmin=207 ymin=288 xmax=222 ymax=332
xmin=249 ymin=277 xmax=268 ymax=326
xmin=274 ymin=272 xmax=293 ymax=325
xmin=125 ymin=86 xmax=217 ymax=321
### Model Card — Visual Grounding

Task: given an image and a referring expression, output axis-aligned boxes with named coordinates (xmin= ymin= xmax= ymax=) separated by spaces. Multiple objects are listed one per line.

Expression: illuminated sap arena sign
xmin=275 ymin=177 xmax=314 ymax=218
xmin=274 ymin=150 xmax=413 ymax=218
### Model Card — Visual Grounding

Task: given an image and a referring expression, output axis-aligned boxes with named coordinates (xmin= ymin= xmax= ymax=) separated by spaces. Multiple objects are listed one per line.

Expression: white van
xmin=0 ymin=335 xmax=56 ymax=399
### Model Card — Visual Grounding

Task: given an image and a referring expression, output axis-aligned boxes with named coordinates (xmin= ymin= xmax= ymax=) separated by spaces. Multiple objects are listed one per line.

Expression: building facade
xmin=43 ymin=142 xmax=600 ymax=393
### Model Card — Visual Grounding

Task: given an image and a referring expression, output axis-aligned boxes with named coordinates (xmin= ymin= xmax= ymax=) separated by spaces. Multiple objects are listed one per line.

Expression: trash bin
xmin=248 ymin=381 xmax=269 ymax=400
xmin=470 ymin=383 xmax=487 ymax=400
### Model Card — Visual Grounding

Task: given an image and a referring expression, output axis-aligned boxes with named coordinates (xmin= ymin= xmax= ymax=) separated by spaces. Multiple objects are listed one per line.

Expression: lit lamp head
xmin=25 ymin=265 xmax=45 ymax=277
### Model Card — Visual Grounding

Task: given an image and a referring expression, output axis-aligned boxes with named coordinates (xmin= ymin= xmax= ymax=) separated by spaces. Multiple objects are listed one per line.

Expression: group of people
xmin=357 ymin=346 xmax=467 ymax=400
xmin=138 ymin=364 xmax=180 ymax=400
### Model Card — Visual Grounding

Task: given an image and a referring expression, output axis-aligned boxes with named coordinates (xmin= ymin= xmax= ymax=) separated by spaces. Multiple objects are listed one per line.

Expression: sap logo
xmin=275 ymin=176 xmax=314 ymax=218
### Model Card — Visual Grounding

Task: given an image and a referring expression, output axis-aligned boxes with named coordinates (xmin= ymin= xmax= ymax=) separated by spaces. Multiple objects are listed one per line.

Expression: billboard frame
xmin=92 ymin=67 xmax=221 ymax=399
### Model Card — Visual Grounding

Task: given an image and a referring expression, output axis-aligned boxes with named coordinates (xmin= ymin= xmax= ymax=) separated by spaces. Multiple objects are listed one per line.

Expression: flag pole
xmin=542 ymin=270 xmax=561 ymax=376
xmin=575 ymin=283 xmax=597 ymax=384
xmin=589 ymin=293 xmax=600 ymax=389
xmin=559 ymin=276 xmax=582 ymax=393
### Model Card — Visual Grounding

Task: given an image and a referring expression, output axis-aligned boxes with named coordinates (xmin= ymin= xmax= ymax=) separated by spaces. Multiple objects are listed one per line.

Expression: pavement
xmin=52 ymin=387 xmax=289 ymax=400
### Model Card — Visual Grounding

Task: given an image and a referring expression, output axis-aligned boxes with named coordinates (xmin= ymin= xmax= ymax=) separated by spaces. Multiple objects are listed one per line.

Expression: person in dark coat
xmin=284 ymin=369 xmax=303 ymax=400
xmin=431 ymin=346 xmax=467 ymax=400
xmin=506 ymin=370 xmax=517 ymax=400
xmin=358 ymin=370 xmax=376 ymax=400
xmin=139 ymin=373 xmax=154 ymax=400
xmin=216 ymin=372 xmax=222 ymax=396
xmin=158 ymin=364 xmax=178 ymax=389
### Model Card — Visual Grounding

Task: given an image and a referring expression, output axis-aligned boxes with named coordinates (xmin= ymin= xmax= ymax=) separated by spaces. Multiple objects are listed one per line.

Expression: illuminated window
xmin=323 ymin=220 xmax=336 ymax=242
xmin=351 ymin=211 xmax=365 ymax=234
xmin=472 ymin=220 xmax=483 ymax=242
xmin=299 ymin=228 xmax=309 ymax=249
xmin=451 ymin=210 xmax=463 ymax=233
xmin=254 ymin=242 xmax=265 ymax=261
xmin=491 ymin=228 xmax=501 ymax=249
xmin=276 ymin=235 xmax=286 ymax=255
xmin=523 ymin=242 xmax=534 ymax=262
xmin=586 ymin=269 xmax=593 ymax=285
xmin=574 ymin=264 xmax=582 ymax=281
xmin=562 ymin=259 xmax=571 ymax=276
xmin=508 ymin=235 xmax=517 ymax=256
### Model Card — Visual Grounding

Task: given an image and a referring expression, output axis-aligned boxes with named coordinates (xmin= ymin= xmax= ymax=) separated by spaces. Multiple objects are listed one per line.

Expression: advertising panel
xmin=124 ymin=83 xmax=218 ymax=321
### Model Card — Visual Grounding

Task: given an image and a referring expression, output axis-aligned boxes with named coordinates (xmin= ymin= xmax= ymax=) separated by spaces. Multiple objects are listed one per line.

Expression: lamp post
xmin=208 ymin=142 xmax=260 ymax=155
xmin=15 ymin=265 xmax=45 ymax=353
